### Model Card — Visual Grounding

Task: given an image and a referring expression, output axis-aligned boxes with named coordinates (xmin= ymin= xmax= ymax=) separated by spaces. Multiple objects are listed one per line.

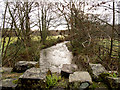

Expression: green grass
xmin=89 ymin=81 xmax=108 ymax=89
xmin=46 ymin=74 xmax=61 ymax=88
xmin=99 ymin=39 xmax=119 ymax=49
xmin=2 ymin=35 xmax=64 ymax=45
xmin=31 ymin=35 xmax=65 ymax=41
xmin=98 ymin=39 xmax=119 ymax=58
xmin=12 ymin=79 xmax=19 ymax=84
xmin=2 ymin=37 xmax=18 ymax=47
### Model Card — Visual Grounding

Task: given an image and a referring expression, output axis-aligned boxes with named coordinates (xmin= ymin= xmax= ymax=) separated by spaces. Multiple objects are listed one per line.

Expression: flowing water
xmin=39 ymin=41 xmax=73 ymax=73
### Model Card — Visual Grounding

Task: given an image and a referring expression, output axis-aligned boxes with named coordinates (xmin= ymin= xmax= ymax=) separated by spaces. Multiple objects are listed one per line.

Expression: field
xmin=98 ymin=39 xmax=119 ymax=58
xmin=2 ymin=35 xmax=65 ymax=47
xmin=1 ymin=35 xmax=65 ymax=67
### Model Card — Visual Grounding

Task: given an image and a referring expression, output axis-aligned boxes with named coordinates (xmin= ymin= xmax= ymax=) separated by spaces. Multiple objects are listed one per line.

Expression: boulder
xmin=61 ymin=64 xmax=78 ymax=78
xmin=0 ymin=68 xmax=4 ymax=73
xmin=69 ymin=71 xmax=92 ymax=89
xmin=50 ymin=65 xmax=61 ymax=74
xmin=0 ymin=67 xmax=12 ymax=73
xmin=0 ymin=78 xmax=17 ymax=90
xmin=69 ymin=71 xmax=92 ymax=83
xmin=19 ymin=67 xmax=46 ymax=79
xmin=88 ymin=63 xmax=108 ymax=80
xmin=79 ymin=82 xmax=90 ymax=90
xmin=18 ymin=67 xmax=46 ymax=89
xmin=12 ymin=61 xmax=38 ymax=72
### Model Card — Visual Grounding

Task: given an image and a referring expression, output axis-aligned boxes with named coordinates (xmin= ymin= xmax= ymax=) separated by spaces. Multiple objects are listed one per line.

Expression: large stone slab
xmin=69 ymin=71 xmax=92 ymax=83
xmin=18 ymin=67 xmax=46 ymax=89
xmin=69 ymin=71 xmax=92 ymax=89
xmin=12 ymin=61 xmax=38 ymax=72
xmin=61 ymin=64 xmax=78 ymax=78
xmin=0 ymin=78 xmax=17 ymax=90
xmin=39 ymin=41 xmax=73 ymax=74
xmin=88 ymin=63 xmax=108 ymax=80
xmin=19 ymin=67 xmax=46 ymax=79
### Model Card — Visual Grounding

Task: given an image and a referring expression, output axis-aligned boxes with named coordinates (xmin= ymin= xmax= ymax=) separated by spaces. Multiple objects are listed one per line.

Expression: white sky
xmin=0 ymin=0 xmax=120 ymax=30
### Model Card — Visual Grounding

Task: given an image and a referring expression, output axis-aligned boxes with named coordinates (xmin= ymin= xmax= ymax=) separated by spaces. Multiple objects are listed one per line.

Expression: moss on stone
xmin=12 ymin=79 xmax=19 ymax=84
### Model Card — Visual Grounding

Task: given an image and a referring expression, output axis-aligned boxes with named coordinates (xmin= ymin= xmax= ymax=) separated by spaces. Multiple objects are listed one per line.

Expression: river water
xmin=39 ymin=41 xmax=73 ymax=73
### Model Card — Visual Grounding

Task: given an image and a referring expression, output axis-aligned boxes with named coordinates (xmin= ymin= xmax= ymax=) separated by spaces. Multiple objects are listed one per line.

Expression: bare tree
xmin=36 ymin=1 xmax=59 ymax=44
xmin=56 ymin=0 xmax=119 ymax=70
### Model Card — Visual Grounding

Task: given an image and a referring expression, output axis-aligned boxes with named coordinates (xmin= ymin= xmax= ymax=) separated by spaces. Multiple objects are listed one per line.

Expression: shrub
xmin=46 ymin=74 xmax=61 ymax=88
xmin=108 ymin=72 xmax=118 ymax=78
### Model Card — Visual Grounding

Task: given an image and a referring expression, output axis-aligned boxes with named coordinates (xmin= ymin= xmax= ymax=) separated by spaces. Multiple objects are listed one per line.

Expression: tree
xmin=7 ymin=1 xmax=34 ymax=46
xmin=56 ymin=0 xmax=119 ymax=70
xmin=1 ymin=0 xmax=36 ymax=66
xmin=109 ymin=0 xmax=115 ymax=58
xmin=36 ymin=1 xmax=56 ymax=44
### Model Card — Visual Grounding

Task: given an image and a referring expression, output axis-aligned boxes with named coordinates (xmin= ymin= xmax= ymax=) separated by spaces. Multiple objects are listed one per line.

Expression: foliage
xmin=89 ymin=82 xmax=98 ymax=89
xmin=55 ymin=78 xmax=68 ymax=88
xmin=100 ymin=72 xmax=118 ymax=79
xmin=46 ymin=74 xmax=61 ymax=88
xmin=108 ymin=72 xmax=118 ymax=78
xmin=89 ymin=81 xmax=108 ymax=89
xmin=12 ymin=79 xmax=19 ymax=84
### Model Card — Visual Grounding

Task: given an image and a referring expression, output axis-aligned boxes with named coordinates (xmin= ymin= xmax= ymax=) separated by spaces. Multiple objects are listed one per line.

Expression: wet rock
xmin=79 ymin=82 xmax=90 ymax=90
xmin=61 ymin=64 xmax=78 ymax=78
xmin=88 ymin=63 xmax=108 ymax=80
xmin=105 ymin=77 xmax=120 ymax=89
xmin=12 ymin=61 xmax=38 ymax=72
xmin=0 ymin=78 xmax=17 ymax=90
xmin=69 ymin=71 xmax=92 ymax=89
xmin=18 ymin=67 xmax=46 ymax=89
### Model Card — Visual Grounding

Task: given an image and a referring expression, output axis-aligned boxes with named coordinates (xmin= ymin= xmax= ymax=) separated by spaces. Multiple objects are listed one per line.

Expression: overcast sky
xmin=0 ymin=0 xmax=120 ymax=30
